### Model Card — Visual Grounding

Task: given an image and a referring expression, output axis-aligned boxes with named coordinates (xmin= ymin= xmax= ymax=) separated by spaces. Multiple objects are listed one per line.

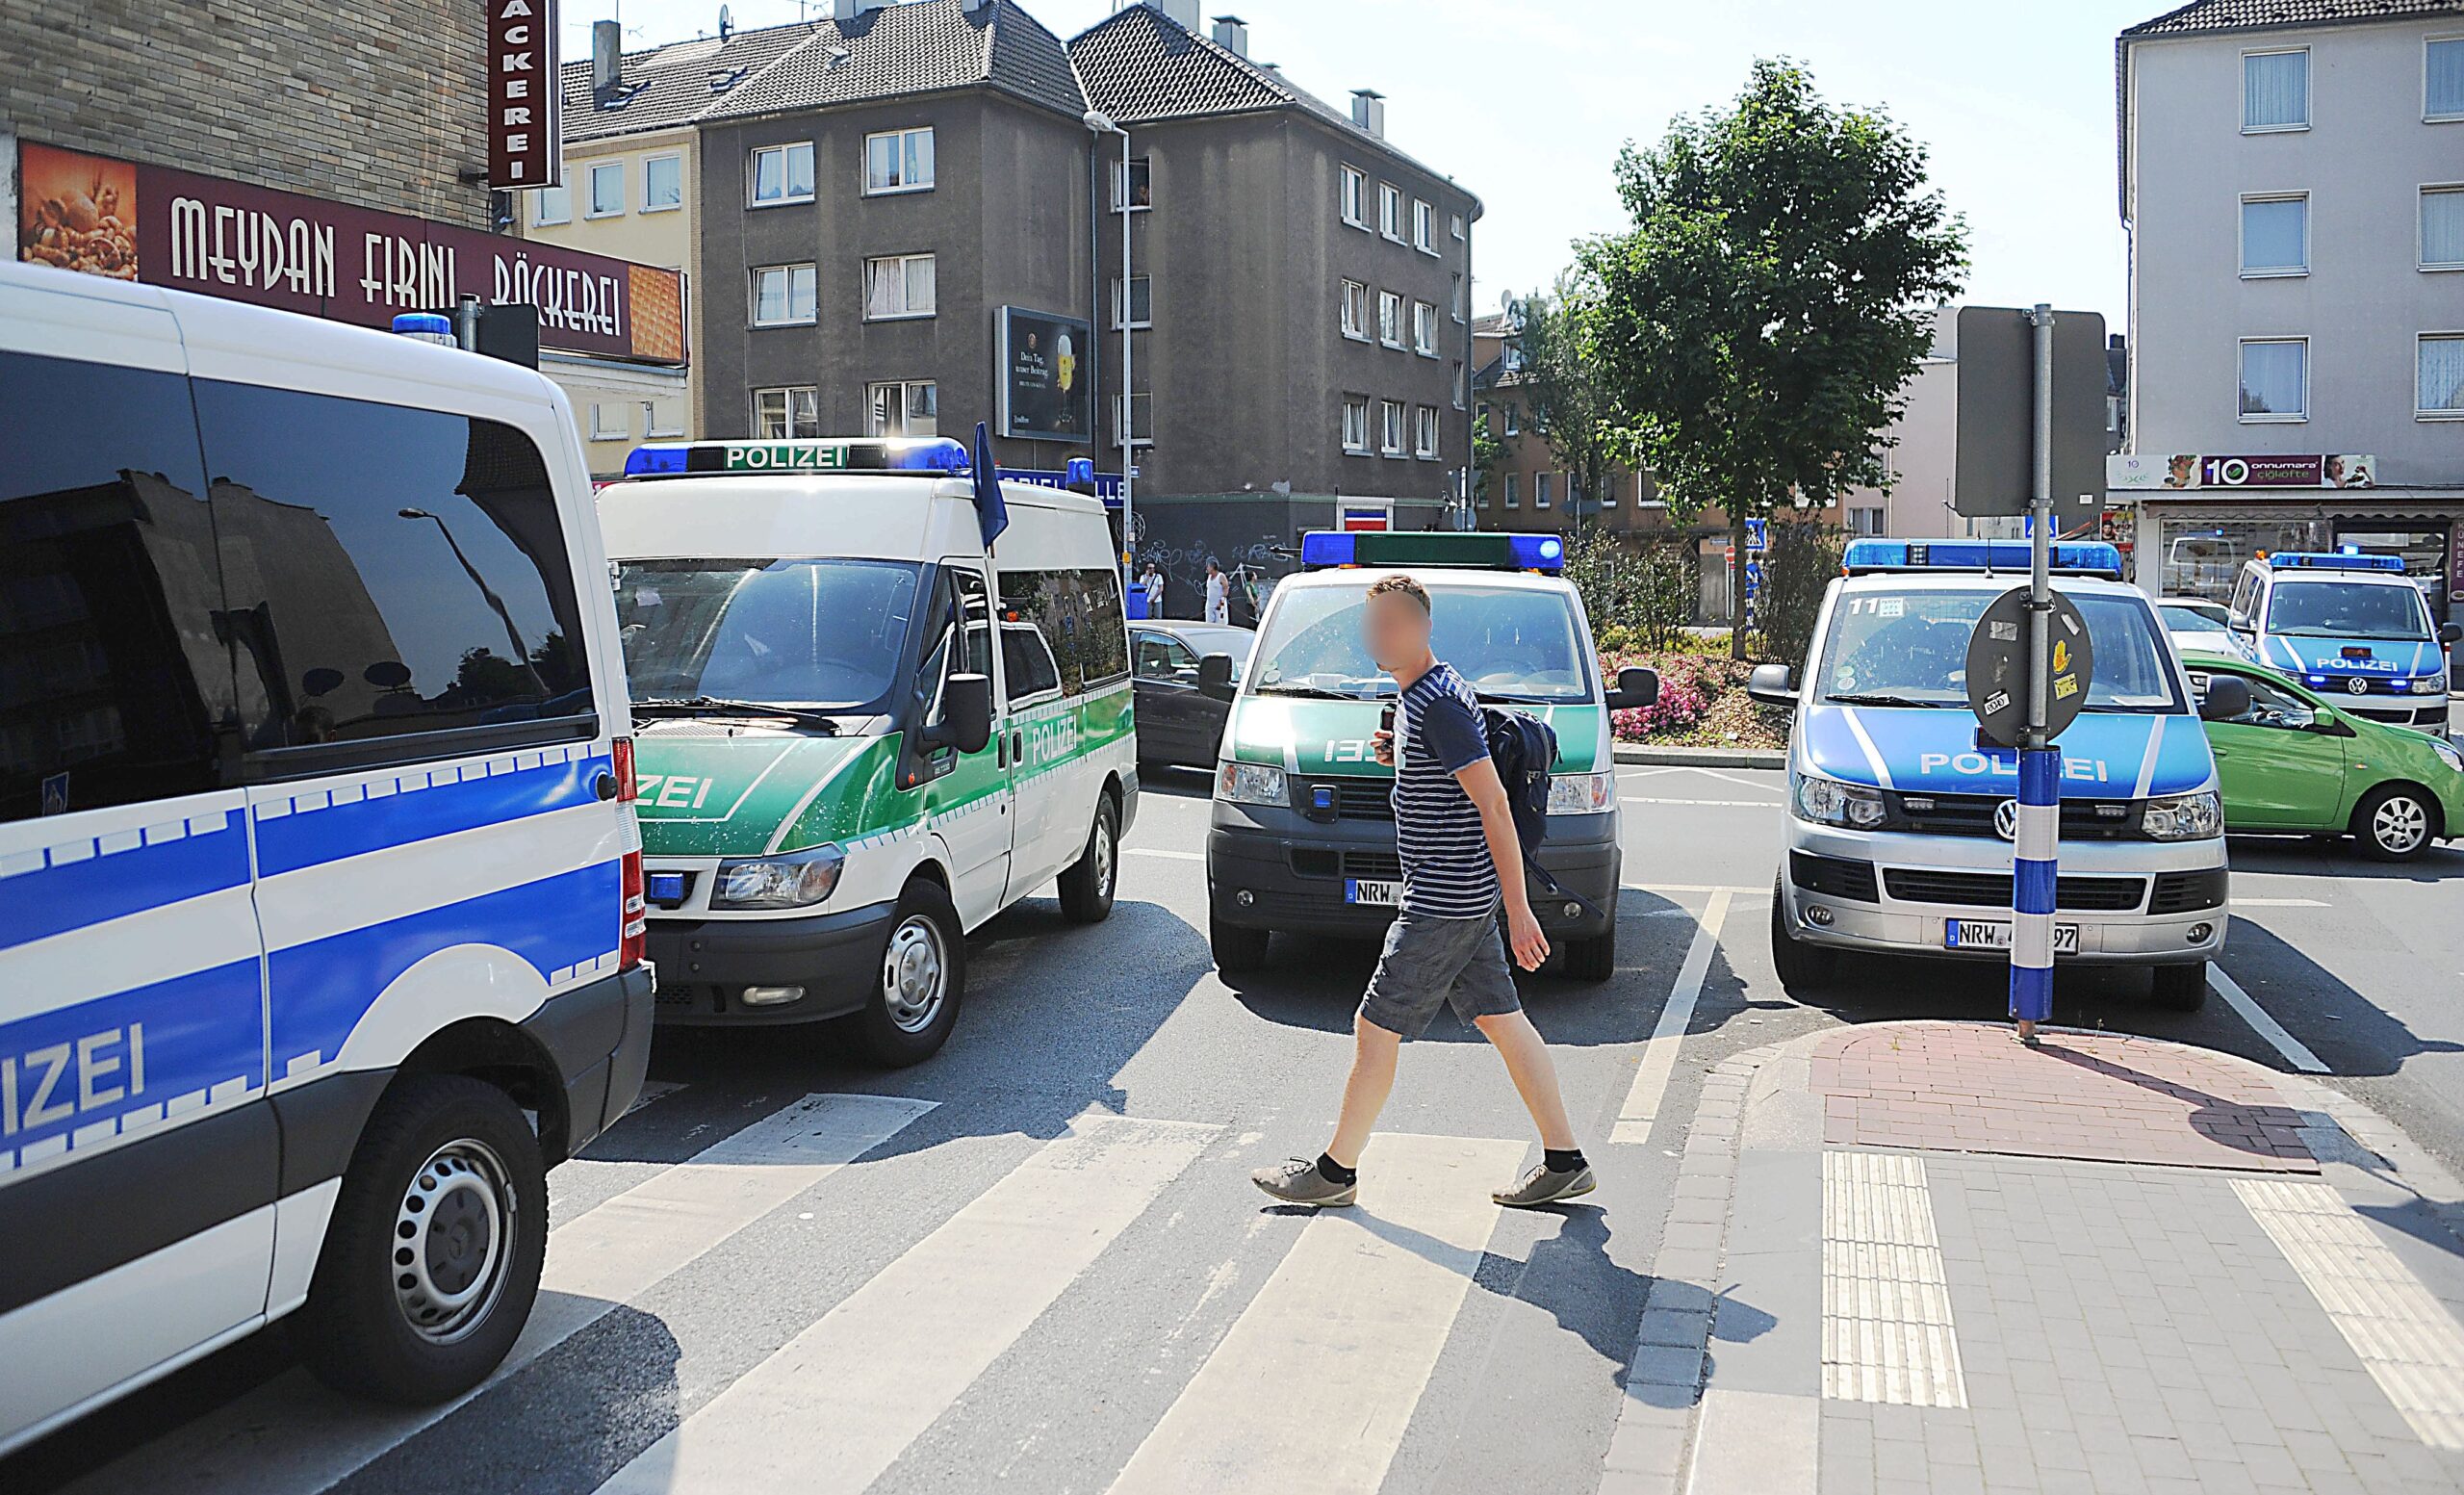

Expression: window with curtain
xmin=864 ymin=254 xmax=936 ymax=319
xmin=752 ymin=264 xmax=817 ymax=325
xmin=1342 ymin=279 xmax=1368 ymax=338
xmin=2422 ymin=335 xmax=2464 ymax=416
xmin=754 ymin=387 xmax=819 ymax=438
xmin=2424 ymin=187 xmax=2464 ymax=270
xmin=2241 ymin=195 xmax=2307 ymax=274
xmin=2428 ymin=38 xmax=2464 ymax=118
xmin=2245 ymin=50 xmax=2309 ymax=130
xmin=644 ymin=155 xmax=682 ymax=211
xmin=1342 ymin=395 xmax=1370 ymax=451
xmin=2239 ymin=339 xmax=2307 ymax=420
xmin=868 ymin=380 xmax=937 ymax=436
xmin=864 ymin=128 xmax=935 ymax=193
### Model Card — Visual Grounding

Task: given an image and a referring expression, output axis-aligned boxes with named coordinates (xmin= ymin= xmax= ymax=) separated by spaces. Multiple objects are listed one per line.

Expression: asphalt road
xmin=10 ymin=760 xmax=2463 ymax=1495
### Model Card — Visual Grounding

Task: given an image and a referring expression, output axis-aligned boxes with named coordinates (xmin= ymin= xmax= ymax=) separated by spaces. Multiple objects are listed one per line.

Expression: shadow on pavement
xmin=2228 ymin=836 xmax=2464 ymax=883
xmin=2218 ymin=919 xmax=2464 ymax=1079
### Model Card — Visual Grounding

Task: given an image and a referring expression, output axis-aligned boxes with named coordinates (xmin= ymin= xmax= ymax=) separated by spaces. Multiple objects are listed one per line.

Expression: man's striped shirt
xmin=1392 ymin=661 xmax=1499 ymax=917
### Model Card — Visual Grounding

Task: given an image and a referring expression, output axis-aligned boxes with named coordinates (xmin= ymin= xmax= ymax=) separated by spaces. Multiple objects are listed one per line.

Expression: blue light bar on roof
xmin=1841 ymin=538 xmax=2124 ymax=580
xmin=621 ymin=437 xmax=971 ymax=479
xmin=1297 ymin=530 xmax=1564 ymax=573
xmin=2265 ymin=551 xmax=2404 ymax=573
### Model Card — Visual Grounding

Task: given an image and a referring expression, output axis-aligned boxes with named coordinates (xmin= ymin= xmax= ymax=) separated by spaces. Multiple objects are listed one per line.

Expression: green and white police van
xmin=1202 ymin=530 xmax=1659 ymax=982
xmin=596 ymin=437 xmax=1135 ymax=1065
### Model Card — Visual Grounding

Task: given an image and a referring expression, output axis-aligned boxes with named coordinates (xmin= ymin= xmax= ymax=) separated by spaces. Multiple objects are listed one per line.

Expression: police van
xmin=0 ymin=264 xmax=653 ymax=1453
xmin=2224 ymin=552 xmax=2459 ymax=733
xmin=1752 ymin=539 xmax=2242 ymax=1010
xmin=596 ymin=436 xmax=1134 ymax=1065
xmin=1203 ymin=530 xmax=1658 ymax=981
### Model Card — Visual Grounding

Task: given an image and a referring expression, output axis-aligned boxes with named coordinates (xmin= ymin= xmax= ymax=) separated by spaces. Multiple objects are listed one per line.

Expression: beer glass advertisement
xmin=998 ymin=305 xmax=1091 ymax=443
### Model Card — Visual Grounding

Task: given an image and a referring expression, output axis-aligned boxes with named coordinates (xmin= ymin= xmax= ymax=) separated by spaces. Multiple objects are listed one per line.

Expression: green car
xmin=2186 ymin=652 xmax=2464 ymax=861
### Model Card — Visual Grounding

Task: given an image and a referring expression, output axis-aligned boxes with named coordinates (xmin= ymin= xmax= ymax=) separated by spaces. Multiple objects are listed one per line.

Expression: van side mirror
xmin=1197 ymin=653 xmax=1237 ymax=702
xmin=1746 ymin=663 xmax=1798 ymax=708
xmin=935 ymin=672 xmax=994 ymax=754
xmin=1605 ymin=666 xmax=1659 ymax=710
xmin=2196 ymin=675 xmax=2251 ymax=722
xmin=2441 ymin=622 xmax=2461 ymax=645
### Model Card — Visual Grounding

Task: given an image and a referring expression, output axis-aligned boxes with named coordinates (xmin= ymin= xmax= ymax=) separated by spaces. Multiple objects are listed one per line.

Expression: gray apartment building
xmin=2118 ymin=0 xmax=2464 ymax=617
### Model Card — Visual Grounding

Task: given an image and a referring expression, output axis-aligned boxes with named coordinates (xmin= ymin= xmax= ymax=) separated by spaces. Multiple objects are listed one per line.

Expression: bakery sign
xmin=15 ymin=141 xmax=683 ymax=364
xmin=489 ymin=0 xmax=560 ymax=188
xmin=2106 ymin=451 xmax=2376 ymax=492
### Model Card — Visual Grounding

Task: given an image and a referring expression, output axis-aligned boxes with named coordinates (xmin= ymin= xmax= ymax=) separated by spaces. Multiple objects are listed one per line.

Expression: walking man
xmin=1204 ymin=558 xmax=1230 ymax=625
xmin=1251 ymin=573 xmax=1593 ymax=1209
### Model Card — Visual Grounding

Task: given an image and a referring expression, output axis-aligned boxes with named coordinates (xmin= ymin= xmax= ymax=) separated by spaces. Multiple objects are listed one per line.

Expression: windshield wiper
xmin=1824 ymin=692 xmax=1949 ymax=709
xmin=633 ymin=696 xmax=842 ymax=734
xmin=1252 ymin=684 xmax=1373 ymax=701
xmin=1475 ymin=690 xmax=1563 ymax=705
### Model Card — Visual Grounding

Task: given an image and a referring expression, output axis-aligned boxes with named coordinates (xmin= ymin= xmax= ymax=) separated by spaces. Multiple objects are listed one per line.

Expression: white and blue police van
xmin=2225 ymin=552 xmax=2459 ymax=734
xmin=1750 ymin=539 xmax=2240 ymax=1011
xmin=0 ymin=263 xmax=654 ymax=1452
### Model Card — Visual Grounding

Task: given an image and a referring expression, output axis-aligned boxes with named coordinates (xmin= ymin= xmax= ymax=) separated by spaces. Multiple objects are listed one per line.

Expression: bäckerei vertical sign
xmin=489 ymin=0 xmax=561 ymax=188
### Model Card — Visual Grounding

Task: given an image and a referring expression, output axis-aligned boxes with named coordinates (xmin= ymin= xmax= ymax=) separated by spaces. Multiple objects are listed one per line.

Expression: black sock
xmin=1316 ymin=1152 xmax=1358 ymax=1186
xmin=1544 ymin=1147 xmax=1587 ymax=1174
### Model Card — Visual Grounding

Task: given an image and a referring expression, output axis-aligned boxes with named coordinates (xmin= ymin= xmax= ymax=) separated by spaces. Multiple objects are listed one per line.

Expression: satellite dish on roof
xmin=717 ymin=3 xmax=732 ymax=38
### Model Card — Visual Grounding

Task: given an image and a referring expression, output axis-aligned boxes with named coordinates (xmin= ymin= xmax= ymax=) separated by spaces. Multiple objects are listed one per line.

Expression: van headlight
xmin=2141 ymin=791 xmax=2222 ymax=841
xmin=2412 ymin=675 xmax=2448 ymax=695
xmin=713 ymin=844 xmax=846 ymax=909
xmin=2432 ymin=739 xmax=2464 ymax=775
xmin=1547 ymin=771 xmax=1617 ymax=814
xmin=1217 ymin=760 xmax=1289 ymax=807
xmin=1794 ymin=773 xmax=1886 ymax=830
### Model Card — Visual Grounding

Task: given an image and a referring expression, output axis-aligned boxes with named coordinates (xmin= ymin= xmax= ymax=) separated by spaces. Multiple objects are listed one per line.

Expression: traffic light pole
xmin=2011 ymin=304 xmax=2059 ymax=1042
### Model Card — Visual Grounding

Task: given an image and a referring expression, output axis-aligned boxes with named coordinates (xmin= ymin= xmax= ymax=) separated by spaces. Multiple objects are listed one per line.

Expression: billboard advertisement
xmin=2106 ymin=452 xmax=2375 ymax=491
xmin=14 ymin=141 xmax=683 ymax=364
xmin=997 ymin=305 xmax=1091 ymax=443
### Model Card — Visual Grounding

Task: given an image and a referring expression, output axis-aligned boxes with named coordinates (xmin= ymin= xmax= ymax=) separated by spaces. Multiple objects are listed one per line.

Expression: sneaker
xmin=1251 ymin=1157 xmax=1356 ymax=1207
xmin=1494 ymin=1161 xmax=1596 ymax=1208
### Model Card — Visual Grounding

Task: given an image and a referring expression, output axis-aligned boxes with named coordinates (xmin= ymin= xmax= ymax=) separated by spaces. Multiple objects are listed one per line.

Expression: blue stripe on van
xmin=0 ymin=812 xmax=251 ymax=956
xmin=268 ymin=859 xmax=621 ymax=1072
xmin=252 ymin=755 xmax=607 ymax=877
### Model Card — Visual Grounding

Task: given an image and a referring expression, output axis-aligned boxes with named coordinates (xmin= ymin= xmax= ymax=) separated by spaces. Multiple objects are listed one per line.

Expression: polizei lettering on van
xmin=1915 ymin=751 xmax=2113 ymax=783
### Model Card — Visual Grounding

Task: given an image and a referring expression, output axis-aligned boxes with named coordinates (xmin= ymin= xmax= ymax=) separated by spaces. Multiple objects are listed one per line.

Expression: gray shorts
xmin=1359 ymin=907 xmax=1522 ymax=1039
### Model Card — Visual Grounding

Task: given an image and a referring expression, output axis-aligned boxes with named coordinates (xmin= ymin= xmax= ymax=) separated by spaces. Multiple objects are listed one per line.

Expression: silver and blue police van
xmin=1751 ymin=539 xmax=2242 ymax=1010
xmin=2225 ymin=551 xmax=2459 ymax=734
xmin=0 ymin=263 xmax=654 ymax=1451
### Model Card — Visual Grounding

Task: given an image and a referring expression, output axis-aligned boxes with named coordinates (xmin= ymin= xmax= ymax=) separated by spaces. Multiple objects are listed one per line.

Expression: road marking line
xmin=1820 ymin=1153 xmax=1967 ymax=1407
xmin=598 ymin=1113 xmax=1218 ymax=1495
xmin=1622 ymin=796 xmax=1784 ymax=808
xmin=2236 ymin=1178 xmax=2464 ymax=1449
xmin=1106 ymin=1132 xmax=1526 ymax=1494
xmin=1684 ymin=1388 xmax=1818 ymax=1495
xmin=1622 ymin=883 xmax=1764 ymax=896
xmin=2234 ymin=897 xmax=2330 ymax=907
xmin=1124 ymin=846 xmax=1205 ymax=861
xmin=1676 ymin=766 xmax=1785 ymax=795
xmin=1611 ymin=889 xmax=1732 ymax=1145
xmin=2210 ymin=966 xmax=2329 ymax=1073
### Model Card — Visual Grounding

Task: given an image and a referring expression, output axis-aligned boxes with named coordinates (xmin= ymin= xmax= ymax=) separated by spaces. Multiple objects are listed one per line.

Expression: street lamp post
xmin=1083 ymin=109 xmax=1133 ymax=578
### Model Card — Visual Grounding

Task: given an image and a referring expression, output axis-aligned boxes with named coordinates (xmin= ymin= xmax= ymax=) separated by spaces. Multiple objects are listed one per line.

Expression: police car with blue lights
xmin=2224 ymin=552 xmax=2458 ymax=734
xmin=1748 ymin=539 xmax=2242 ymax=1010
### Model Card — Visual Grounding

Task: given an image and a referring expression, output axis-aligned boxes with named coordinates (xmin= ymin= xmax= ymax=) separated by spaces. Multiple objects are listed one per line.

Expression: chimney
xmin=1350 ymin=89 xmax=1384 ymax=138
xmin=834 ymin=0 xmax=892 ymax=18
xmin=1210 ymin=14 xmax=1246 ymax=55
xmin=1142 ymin=0 xmax=1201 ymax=30
xmin=592 ymin=19 xmax=622 ymax=94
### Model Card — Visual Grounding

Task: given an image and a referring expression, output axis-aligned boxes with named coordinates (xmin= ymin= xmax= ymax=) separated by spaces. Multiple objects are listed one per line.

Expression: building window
xmin=2422 ymin=334 xmax=2464 ymax=417
xmin=1114 ymin=274 xmax=1151 ymax=329
xmin=1342 ymin=166 xmax=1367 ymax=228
xmin=2425 ymin=186 xmax=2464 ymax=270
xmin=532 ymin=184 xmax=572 ymax=225
xmin=1413 ymin=404 xmax=1439 ymax=458
xmin=752 ymin=263 xmax=818 ymax=326
xmin=1451 ymin=213 xmax=1466 ymax=241
xmin=869 ymin=380 xmax=938 ymax=436
xmin=1600 ymin=473 xmax=1619 ymax=508
xmin=1116 ymin=392 xmax=1153 ymax=448
xmin=587 ymin=161 xmax=625 ymax=218
xmin=1341 ymin=279 xmax=1370 ymax=340
xmin=751 ymin=142 xmax=815 ymax=205
xmin=1379 ymin=291 xmax=1404 ymax=348
xmin=2238 ymin=337 xmax=2307 ymax=421
xmin=644 ymin=154 xmax=682 ymax=211
xmin=1452 ymin=361 xmax=1467 ymax=410
xmin=1503 ymin=472 xmax=1521 ymax=508
xmin=1450 ymin=273 xmax=1466 ymax=323
xmin=643 ymin=399 xmax=684 ymax=438
xmin=589 ymin=401 xmax=629 ymax=440
xmin=1113 ymin=157 xmax=1151 ymax=212
xmin=863 ymin=253 xmax=936 ymax=320
xmin=1502 ymin=403 xmax=1520 ymax=436
xmin=865 ymin=127 xmax=936 ymax=193
xmin=753 ymin=386 xmax=820 ymax=438
xmin=1379 ymin=400 xmax=1405 ymax=455
xmin=1378 ymin=182 xmax=1403 ymax=241
xmin=1412 ymin=199 xmax=1436 ymax=254
xmin=2240 ymin=194 xmax=2307 ymax=276
xmin=1342 ymin=394 xmax=1371 ymax=453
xmin=1476 ymin=480 xmax=1490 ymax=509
xmin=1847 ymin=505 xmax=1885 ymax=536
xmin=2428 ymin=38 xmax=2464 ymax=120
xmin=1412 ymin=301 xmax=1438 ymax=356
xmin=1534 ymin=472 xmax=1553 ymax=508
xmin=2244 ymin=49 xmax=2309 ymax=132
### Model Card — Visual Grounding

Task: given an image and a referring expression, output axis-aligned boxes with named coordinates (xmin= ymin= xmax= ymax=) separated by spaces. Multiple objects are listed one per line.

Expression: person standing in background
xmin=1140 ymin=561 xmax=1166 ymax=619
xmin=1204 ymin=559 xmax=1229 ymax=625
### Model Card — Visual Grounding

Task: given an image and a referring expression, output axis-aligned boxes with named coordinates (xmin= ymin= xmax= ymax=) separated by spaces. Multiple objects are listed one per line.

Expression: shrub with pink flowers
xmin=1603 ymin=649 xmax=1790 ymax=748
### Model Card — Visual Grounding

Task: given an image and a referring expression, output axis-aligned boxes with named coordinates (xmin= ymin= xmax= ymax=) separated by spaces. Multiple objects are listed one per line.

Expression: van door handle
xmin=1012 ymin=730 xmax=1025 ymax=761
xmin=995 ymin=734 xmax=1007 ymax=767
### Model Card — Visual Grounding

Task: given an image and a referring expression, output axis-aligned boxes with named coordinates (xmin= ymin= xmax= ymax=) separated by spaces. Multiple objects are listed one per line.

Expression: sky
xmin=579 ymin=0 xmax=2164 ymax=324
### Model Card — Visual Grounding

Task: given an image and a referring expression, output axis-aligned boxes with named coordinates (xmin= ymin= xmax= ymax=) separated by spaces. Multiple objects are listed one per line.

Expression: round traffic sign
xmin=1964 ymin=585 xmax=2095 ymax=749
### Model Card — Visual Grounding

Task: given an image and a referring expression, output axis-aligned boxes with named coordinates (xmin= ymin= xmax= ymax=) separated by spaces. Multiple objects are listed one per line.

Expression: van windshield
xmin=1817 ymin=587 xmax=2183 ymax=713
xmin=616 ymin=557 xmax=924 ymax=711
xmin=1248 ymin=580 xmax=1593 ymax=702
xmin=2265 ymin=580 xmax=2431 ymax=640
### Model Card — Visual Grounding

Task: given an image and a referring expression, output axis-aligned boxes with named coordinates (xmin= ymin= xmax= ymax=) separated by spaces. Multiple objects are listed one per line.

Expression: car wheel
xmin=1563 ymin=926 xmax=1616 ymax=983
xmin=2353 ymin=785 xmax=2438 ymax=862
xmin=1057 ymin=795 xmax=1119 ymax=924
xmin=2150 ymin=960 xmax=2209 ymax=1012
xmin=1210 ymin=915 xmax=1270 ymax=973
xmin=844 ymin=879 xmax=966 ymax=1067
xmin=1769 ymin=876 xmax=1835 ymax=993
xmin=295 ymin=1075 xmax=547 ymax=1405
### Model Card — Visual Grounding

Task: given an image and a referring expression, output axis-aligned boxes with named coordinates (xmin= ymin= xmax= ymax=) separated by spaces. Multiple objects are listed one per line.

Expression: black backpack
xmin=1480 ymin=707 xmax=1604 ymax=918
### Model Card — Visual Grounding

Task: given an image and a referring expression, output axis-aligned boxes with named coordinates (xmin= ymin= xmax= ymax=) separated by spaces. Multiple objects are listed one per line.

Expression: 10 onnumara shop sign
xmin=14 ymin=141 xmax=682 ymax=364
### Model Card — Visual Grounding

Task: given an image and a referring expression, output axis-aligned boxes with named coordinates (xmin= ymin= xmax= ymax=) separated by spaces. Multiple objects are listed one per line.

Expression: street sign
xmin=1964 ymin=585 xmax=2094 ymax=749
xmin=1953 ymin=306 xmax=2108 ymax=518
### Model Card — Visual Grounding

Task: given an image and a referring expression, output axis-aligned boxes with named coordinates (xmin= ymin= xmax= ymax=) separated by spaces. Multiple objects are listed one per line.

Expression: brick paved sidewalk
xmin=1600 ymin=1022 xmax=2464 ymax=1495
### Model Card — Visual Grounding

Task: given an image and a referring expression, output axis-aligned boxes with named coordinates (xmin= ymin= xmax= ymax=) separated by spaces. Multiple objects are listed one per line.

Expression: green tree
xmin=1581 ymin=59 xmax=1967 ymax=655
xmin=1506 ymin=278 xmax=1622 ymax=538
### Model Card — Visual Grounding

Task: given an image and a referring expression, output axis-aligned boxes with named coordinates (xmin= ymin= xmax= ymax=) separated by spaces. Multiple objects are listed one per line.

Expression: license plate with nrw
xmin=1346 ymin=878 xmax=1402 ymax=907
xmin=1945 ymin=919 xmax=2080 ymax=954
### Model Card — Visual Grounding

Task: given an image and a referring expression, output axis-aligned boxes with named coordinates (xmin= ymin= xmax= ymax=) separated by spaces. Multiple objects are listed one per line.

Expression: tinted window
xmin=999 ymin=624 xmax=1062 ymax=703
xmin=192 ymin=381 xmax=591 ymax=757
xmin=0 ymin=350 xmax=232 ymax=824
xmin=1135 ymin=632 xmax=1194 ymax=678
xmin=1000 ymin=567 xmax=1129 ymax=696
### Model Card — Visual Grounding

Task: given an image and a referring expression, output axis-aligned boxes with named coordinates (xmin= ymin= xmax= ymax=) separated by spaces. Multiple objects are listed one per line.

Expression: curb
xmin=1611 ymin=743 xmax=1788 ymax=769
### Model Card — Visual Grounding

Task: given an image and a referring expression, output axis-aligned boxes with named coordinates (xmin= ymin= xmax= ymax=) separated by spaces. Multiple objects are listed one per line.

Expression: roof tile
xmin=2122 ymin=0 xmax=2462 ymax=38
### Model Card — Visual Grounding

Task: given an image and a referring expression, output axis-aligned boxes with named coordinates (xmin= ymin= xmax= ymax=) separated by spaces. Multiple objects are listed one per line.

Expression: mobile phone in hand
xmin=1379 ymin=704 xmax=1396 ymax=735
